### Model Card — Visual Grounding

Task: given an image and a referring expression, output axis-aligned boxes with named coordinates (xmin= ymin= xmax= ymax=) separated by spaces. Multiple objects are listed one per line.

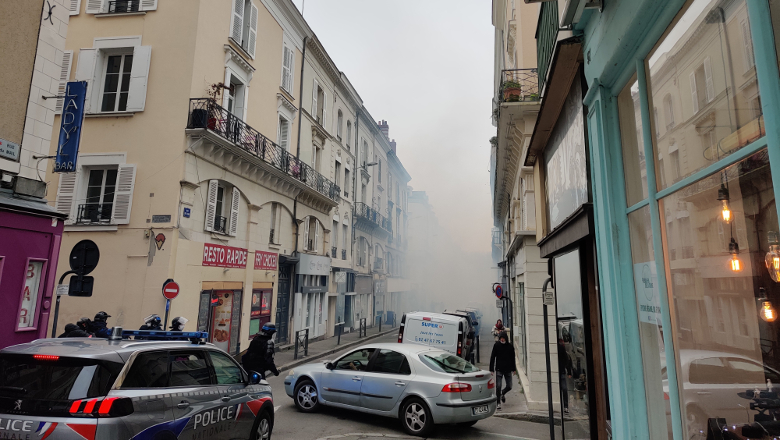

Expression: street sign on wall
xmin=55 ymin=81 xmax=87 ymax=173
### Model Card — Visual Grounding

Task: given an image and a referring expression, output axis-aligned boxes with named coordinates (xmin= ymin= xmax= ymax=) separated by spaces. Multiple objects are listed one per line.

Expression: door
xmin=167 ymin=350 xmax=229 ymax=439
xmin=276 ymin=264 xmax=291 ymax=344
xmin=360 ymin=349 xmax=411 ymax=411
xmin=207 ymin=350 xmax=256 ymax=437
xmin=319 ymin=348 xmax=375 ymax=406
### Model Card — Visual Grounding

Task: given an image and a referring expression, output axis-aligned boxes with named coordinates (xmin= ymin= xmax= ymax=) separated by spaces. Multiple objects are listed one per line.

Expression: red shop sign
xmin=202 ymin=243 xmax=248 ymax=269
xmin=254 ymin=251 xmax=278 ymax=270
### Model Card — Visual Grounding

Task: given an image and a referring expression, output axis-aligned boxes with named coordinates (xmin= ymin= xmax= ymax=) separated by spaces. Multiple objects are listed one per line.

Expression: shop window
xmin=648 ymin=0 xmax=763 ymax=190
xmin=618 ymin=76 xmax=647 ymax=207
xmin=250 ymin=289 xmax=272 ymax=335
xmin=205 ymin=180 xmax=241 ymax=236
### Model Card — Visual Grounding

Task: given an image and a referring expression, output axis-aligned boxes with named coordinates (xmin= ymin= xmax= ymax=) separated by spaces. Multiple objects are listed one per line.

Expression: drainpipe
xmin=352 ymin=114 xmax=360 ymax=247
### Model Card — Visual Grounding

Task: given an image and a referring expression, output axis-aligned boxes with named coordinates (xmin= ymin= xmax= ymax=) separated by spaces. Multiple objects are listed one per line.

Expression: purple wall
xmin=0 ymin=209 xmax=63 ymax=349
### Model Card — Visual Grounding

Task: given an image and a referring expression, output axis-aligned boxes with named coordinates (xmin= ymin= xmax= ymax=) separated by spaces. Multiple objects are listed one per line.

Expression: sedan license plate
xmin=472 ymin=405 xmax=489 ymax=415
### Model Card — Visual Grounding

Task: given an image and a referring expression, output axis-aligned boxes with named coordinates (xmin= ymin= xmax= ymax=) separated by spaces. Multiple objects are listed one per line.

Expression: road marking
xmin=314 ymin=433 xmax=541 ymax=440
xmin=274 ymin=405 xmax=281 ymax=412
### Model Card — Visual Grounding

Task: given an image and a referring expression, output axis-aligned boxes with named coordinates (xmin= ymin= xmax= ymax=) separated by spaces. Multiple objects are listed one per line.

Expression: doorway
xmin=276 ymin=264 xmax=292 ymax=344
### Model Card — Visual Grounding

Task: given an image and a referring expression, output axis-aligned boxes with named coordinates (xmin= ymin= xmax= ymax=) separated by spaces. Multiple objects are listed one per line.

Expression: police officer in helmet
xmin=243 ymin=323 xmax=280 ymax=379
xmin=89 ymin=311 xmax=112 ymax=338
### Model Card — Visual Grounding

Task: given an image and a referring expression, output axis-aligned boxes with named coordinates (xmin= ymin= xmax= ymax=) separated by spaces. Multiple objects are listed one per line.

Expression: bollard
xmin=304 ymin=328 xmax=309 ymax=356
xmin=336 ymin=322 xmax=345 ymax=345
xmin=294 ymin=328 xmax=309 ymax=360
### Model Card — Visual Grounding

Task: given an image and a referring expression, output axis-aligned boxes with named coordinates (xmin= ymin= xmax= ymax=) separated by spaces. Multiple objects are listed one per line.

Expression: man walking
xmin=243 ymin=323 xmax=280 ymax=379
xmin=489 ymin=331 xmax=517 ymax=410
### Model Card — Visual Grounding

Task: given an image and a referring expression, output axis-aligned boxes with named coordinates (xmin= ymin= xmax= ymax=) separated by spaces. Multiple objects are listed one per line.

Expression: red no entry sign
xmin=162 ymin=281 xmax=180 ymax=300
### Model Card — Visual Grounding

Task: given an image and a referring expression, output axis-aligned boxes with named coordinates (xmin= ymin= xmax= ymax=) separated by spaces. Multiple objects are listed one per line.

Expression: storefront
xmin=355 ymin=274 xmax=373 ymax=327
xmin=576 ymin=0 xmax=780 ymax=437
xmin=250 ymin=251 xmax=278 ymax=336
xmin=294 ymin=253 xmax=330 ymax=339
xmin=0 ymin=195 xmax=65 ymax=349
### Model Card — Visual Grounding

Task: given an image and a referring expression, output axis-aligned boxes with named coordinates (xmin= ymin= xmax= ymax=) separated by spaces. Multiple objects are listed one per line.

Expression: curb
xmin=494 ymin=412 xmax=582 ymax=425
xmin=278 ymin=328 xmax=397 ymax=373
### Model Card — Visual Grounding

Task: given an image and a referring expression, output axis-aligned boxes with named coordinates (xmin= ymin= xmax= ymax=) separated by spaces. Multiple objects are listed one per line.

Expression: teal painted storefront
xmin=573 ymin=0 xmax=780 ymax=438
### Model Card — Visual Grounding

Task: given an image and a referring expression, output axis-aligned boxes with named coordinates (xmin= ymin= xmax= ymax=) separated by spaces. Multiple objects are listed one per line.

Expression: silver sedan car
xmin=283 ymin=342 xmax=496 ymax=436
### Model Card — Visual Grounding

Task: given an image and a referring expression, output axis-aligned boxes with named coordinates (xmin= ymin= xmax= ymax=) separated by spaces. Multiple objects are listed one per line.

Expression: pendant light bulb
xmin=729 ymin=238 xmax=742 ymax=272
xmin=718 ymin=184 xmax=732 ymax=224
xmin=766 ymin=232 xmax=780 ymax=283
xmin=759 ymin=289 xmax=777 ymax=323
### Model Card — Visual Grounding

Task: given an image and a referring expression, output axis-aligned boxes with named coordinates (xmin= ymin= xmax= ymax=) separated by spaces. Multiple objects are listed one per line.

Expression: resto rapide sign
xmin=202 ymin=243 xmax=248 ymax=269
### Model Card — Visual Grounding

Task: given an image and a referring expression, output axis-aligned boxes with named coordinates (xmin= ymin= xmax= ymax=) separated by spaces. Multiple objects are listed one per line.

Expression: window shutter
xmin=139 ymin=0 xmax=158 ymax=10
xmin=286 ymin=48 xmax=294 ymax=92
xmin=229 ymin=187 xmax=241 ymax=236
xmin=303 ymin=217 xmax=311 ymax=250
xmin=279 ymin=118 xmax=289 ymax=151
xmin=282 ymin=46 xmax=292 ymax=91
xmin=56 ymin=172 xmax=78 ymax=224
xmin=126 ymin=46 xmax=151 ymax=112
xmin=742 ymin=21 xmax=755 ymax=69
xmin=311 ymin=80 xmax=318 ymax=118
xmin=703 ymin=57 xmax=714 ymax=103
xmin=315 ymin=221 xmax=321 ymax=252
xmin=322 ymin=91 xmax=327 ymax=129
xmin=248 ymin=4 xmax=258 ymax=58
xmin=69 ymin=0 xmax=81 ymax=15
xmin=75 ymin=48 xmax=98 ymax=113
xmin=85 ymin=0 xmax=104 ymax=13
xmin=204 ymin=180 xmax=219 ymax=232
xmin=231 ymin=0 xmax=244 ymax=44
xmin=55 ymin=51 xmax=73 ymax=114
xmin=112 ymin=164 xmax=136 ymax=225
xmin=689 ymin=71 xmax=698 ymax=114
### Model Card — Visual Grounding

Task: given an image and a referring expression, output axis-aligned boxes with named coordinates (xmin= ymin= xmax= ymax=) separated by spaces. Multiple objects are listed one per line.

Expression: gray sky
xmin=292 ymin=0 xmax=496 ymax=254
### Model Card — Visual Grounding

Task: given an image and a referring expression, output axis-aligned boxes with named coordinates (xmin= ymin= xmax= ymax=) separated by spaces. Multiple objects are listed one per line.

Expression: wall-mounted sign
xmin=155 ymin=233 xmax=166 ymax=250
xmin=54 ymin=81 xmax=87 ymax=173
xmin=633 ymin=262 xmax=662 ymax=325
xmin=297 ymin=253 xmax=330 ymax=276
xmin=152 ymin=215 xmax=171 ymax=223
xmin=183 ymin=207 xmax=191 ymax=218
xmin=0 ymin=138 xmax=20 ymax=162
xmin=254 ymin=251 xmax=278 ymax=270
xmin=202 ymin=243 xmax=248 ymax=269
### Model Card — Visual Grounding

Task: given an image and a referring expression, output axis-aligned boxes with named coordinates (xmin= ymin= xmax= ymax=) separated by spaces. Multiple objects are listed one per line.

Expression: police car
xmin=0 ymin=328 xmax=274 ymax=440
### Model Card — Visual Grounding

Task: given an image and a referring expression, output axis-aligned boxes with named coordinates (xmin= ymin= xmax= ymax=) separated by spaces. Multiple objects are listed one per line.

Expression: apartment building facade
xmin=44 ymin=0 xmax=411 ymax=353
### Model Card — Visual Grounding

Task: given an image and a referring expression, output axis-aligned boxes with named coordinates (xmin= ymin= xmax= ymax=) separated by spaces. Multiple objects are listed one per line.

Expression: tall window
xmin=378 ymin=159 xmax=382 ymax=183
xmin=346 ymin=121 xmax=352 ymax=148
xmin=741 ymin=20 xmax=755 ymax=71
xmin=231 ymin=0 xmax=258 ymax=58
xmin=82 ymin=168 xmax=117 ymax=223
xmin=337 ymin=110 xmax=343 ymax=140
xmin=311 ymin=145 xmax=321 ymax=172
xmin=281 ymin=43 xmax=294 ymax=92
xmin=101 ymin=54 xmax=133 ymax=112
xmin=270 ymin=202 xmax=279 ymax=244
xmin=663 ymin=94 xmax=675 ymax=130
xmin=361 ymin=183 xmax=367 ymax=204
xmin=342 ymin=224 xmax=348 ymax=251
xmin=344 ymin=169 xmax=350 ymax=197
xmin=278 ymin=116 xmax=290 ymax=151
xmin=361 ymin=140 xmax=368 ymax=166
xmin=333 ymin=220 xmax=339 ymax=252
xmin=334 ymin=161 xmax=341 ymax=189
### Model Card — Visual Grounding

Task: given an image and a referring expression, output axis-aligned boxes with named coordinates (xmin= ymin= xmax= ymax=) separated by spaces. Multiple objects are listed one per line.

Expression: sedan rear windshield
xmin=0 ymin=354 xmax=123 ymax=401
xmin=420 ymin=353 xmax=479 ymax=374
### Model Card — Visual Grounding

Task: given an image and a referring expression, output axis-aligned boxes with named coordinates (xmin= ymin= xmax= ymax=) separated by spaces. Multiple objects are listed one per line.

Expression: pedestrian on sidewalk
xmin=243 ymin=323 xmax=280 ymax=379
xmin=491 ymin=319 xmax=505 ymax=341
xmin=489 ymin=331 xmax=516 ymax=410
xmin=558 ymin=338 xmax=573 ymax=415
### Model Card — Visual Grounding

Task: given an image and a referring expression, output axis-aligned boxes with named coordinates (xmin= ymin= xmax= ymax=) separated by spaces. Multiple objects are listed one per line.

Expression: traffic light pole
xmin=51 ymin=270 xmax=77 ymax=338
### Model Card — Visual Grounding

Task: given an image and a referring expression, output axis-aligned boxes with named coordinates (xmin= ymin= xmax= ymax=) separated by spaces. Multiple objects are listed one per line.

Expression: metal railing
xmin=108 ymin=0 xmax=139 ymax=13
xmin=269 ymin=228 xmax=275 ymax=244
xmin=187 ymin=98 xmax=340 ymax=202
xmin=331 ymin=247 xmax=337 ymax=258
xmin=354 ymin=202 xmax=392 ymax=233
xmin=335 ymin=322 xmax=345 ymax=345
xmin=76 ymin=203 xmax=112 ymax=224
xmin=500 ymin=69 xmax=540 ymax=103
xmin=213 ymin=215 xmax=228 ymax=234
xmin=342 ymin=249 xmax=347 ymax=260
xmin=537 ymin=2 xmax=559 ymax=94
xmin=293 ymin=328 xmax=309 ymax=360
xmin=359 ymin=318 xmax=367 ymax=338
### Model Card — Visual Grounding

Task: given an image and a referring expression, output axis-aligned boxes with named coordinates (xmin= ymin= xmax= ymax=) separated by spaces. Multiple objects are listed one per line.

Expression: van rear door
xmin=403 ymin=317 xmax=458 ymax=355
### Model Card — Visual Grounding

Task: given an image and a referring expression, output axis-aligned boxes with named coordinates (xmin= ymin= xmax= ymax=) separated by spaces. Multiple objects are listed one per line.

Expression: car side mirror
xmin=248 ymin=371 xmax=262 ymax=384
xmin=326 ymin=362 xmax=335 ymax=370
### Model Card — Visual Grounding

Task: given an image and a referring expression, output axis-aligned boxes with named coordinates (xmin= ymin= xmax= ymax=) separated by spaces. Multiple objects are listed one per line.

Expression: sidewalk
xmin=275 ymin=325 xmax=398 ymax=372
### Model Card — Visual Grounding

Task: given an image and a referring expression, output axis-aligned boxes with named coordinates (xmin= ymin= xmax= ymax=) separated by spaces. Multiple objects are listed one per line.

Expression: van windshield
xmin=0 ymin=354 xmax=123 ymax=401
xmin=420 ymin=353 xmax=478 ymax=374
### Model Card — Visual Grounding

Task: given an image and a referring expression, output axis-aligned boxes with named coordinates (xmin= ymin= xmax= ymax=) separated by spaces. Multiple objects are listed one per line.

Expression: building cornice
xmin=224 ymin=44 xmax=255 ymax=75
xmin=306 ymin=37 xmax=341 ymax=84
xmin=277 ymin=93 xmax=297 ymax=113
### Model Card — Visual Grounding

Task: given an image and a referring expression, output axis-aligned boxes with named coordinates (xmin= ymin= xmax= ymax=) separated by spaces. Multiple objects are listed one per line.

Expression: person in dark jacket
xmin=88 ymin=311 xmax=112 ymax=338
xmin=558 ymin=339 xmax=573 ymax=414
xmin=58 ymin=323 xmax=89 ymax=338
xmin=489 ymin=331 xmax=517 ymax=410
xmin=243 ymin=324 xmax=280 ymax=379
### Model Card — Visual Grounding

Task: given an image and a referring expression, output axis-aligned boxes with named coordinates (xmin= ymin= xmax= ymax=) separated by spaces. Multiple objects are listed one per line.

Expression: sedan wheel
xmin=294 ymin=379 xmax=320 ymax=412
xmin=401 ymin=398 xmax=433 ymax=436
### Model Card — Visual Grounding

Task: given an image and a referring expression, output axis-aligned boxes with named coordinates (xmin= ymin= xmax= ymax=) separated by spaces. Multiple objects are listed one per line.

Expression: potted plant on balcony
xmin=503 ymin=80 xmax=522 ymax=102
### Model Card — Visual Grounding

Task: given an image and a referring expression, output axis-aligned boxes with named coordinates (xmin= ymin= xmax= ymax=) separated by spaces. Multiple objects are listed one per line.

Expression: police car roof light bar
xmin=120 ymin=329 xmax=209 ymax=344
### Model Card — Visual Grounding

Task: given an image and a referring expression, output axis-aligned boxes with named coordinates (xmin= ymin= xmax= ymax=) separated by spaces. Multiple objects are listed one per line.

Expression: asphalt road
xmin=265 ymin=332 xmax=552 ymax=440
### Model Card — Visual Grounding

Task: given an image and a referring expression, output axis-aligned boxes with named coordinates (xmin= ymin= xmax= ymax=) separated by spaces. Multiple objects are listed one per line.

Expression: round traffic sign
xmin=495 ymin=285 xmax=503 ymax=299
xmin=162 ymin=281 xmax=180 ymax=300
xmin=69 ymin=240 xmax=100 ymax=274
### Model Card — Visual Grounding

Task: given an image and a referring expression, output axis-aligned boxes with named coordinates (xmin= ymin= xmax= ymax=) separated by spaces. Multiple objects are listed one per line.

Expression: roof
xmin=404 ymin=311 xmax=467 ymax=323
xmin=0 ymin=189 xmax=67 ymax=219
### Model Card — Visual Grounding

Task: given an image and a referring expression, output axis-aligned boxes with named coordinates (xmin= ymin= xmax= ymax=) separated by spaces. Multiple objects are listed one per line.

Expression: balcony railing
xmin=537 ymin=1 xmax=559 ymax=94
xmin=354 ymin=202 xmax=392 ymax=233
xmin=108 ymin=0 xmax=140 ymax=13
xmin=214 ymin=215 xmax=228 ymax=234
xmin=331 ymin=247 xmax=337 ymax=258
xmin=342 ymin=249 xmax=347 ymax=260
xmin=187 ymin=98 xmax=340 ymax=202
xmin=499 ymin=69 xmax=539 ymax=103
xmin=76 ymin=203 xmax=112 ymax=224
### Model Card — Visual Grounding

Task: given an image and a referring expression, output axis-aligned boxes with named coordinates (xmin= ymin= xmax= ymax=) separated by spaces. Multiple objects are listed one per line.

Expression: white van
xmin=397 ymin=311 xmax=471 ymax=359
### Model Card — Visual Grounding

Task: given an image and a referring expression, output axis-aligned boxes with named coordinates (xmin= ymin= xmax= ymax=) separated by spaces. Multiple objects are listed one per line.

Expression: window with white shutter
xmin=247 ymin=4 xmax=258 ymax=58
xmin=703 ymin=57 xmax=714 ymax=103
xmin=205 ymin=180 xmax=219 ymax=232
xmin=56 ymin=173 xmax=78 ymax=224
xmin=69 ymin=0 xmax=81 ymax=15
xmin=75 ymin=48 xmax=98 ymax=113
xmin=303 ymin=216 xmax=311 ymax=250
xmin=281 ymin=45 xmax=294 ymax=93
xmin=311 ymin=80 xmax=318 ymax=119
xmin=55 ymin=51 xmax=74 ymax=114
xmin=229 ymin=187 xmax=240 ymax=236
xmin=125 ymin=46 xmax=151 ymax=112
xmin=231 ymin=0 xmax=245 ymax=44
xmin=139 ymin=0 xmax=158 ymax=11
xmin=742 ymin=21 xmax=755 ymax=71
xmin=278 ymin=116 xmax=290 ymax=151
xmin=315 ymin=220 xmax=321 ymax=253
xmin=76 ymin=44 xmax=151 ymax=114
xmin=85 ymin=0 xmax=104 ymax=14
xmin=689 ymin=71 xmax=698 ymax=115
xmin=111 ymin=164 xmax=136 ymax=224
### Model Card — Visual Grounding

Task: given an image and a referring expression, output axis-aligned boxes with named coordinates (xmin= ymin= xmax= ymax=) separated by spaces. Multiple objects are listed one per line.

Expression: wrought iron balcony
xmin=342 ymin=249 xmax=347 ymax=260
xmin=214 ymin=215 xmax=228 ymax=234
xmin=108 ymin=0 xmax=140 ymax=13
xmin=76 ymin=203 xmax=112 ymax=224
xmin=331 ymin=247 xmax=337 ymax=258
xmin=500 ymin=69 xmax=540 ymax=103
xmin=187 ymin=98 xmax=340 ymax=203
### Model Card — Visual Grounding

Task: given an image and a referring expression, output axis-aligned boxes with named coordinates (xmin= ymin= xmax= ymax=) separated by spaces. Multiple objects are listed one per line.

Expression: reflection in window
xmin=618 ymin=77 xmax=648 ymax=206
xmin=648 ymin=0 xmax=763 ymax=190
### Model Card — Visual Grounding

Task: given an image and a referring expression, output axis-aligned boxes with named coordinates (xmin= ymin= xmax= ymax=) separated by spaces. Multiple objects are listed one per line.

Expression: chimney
xmin=378 ymin=120 xmax=389 ymax=139
xmin=390 ymin=139 xmax=397 ymax=153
